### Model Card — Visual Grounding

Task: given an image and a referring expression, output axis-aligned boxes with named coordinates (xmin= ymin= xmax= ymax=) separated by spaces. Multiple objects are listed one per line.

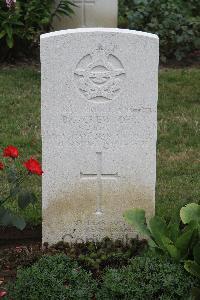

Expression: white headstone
xmin=53 ymin=0 xmax=118 ymax=29
xmin=41 ymin=28 xmax=159 ymax=245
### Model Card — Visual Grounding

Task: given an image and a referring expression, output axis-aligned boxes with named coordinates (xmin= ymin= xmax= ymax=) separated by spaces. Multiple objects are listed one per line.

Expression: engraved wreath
xmin=74 ymin=45 xmax=126 ymax=102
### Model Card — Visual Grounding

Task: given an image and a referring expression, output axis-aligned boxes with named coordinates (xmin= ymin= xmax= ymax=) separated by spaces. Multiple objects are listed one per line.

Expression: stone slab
xmin=53 ymin=0 xmax=118 ymax=29
xmin=40 ymin=28 xmax=159 ymax=245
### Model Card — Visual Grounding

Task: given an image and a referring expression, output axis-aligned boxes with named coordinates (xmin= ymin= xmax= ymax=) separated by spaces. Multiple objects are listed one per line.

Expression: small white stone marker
xmin=41 ymin=28 xmax=159 ymax=245
xmin=74 ymin=0 xmax=95 ymax=27
xmin=53 ymin=0 xmax=118 ymax=29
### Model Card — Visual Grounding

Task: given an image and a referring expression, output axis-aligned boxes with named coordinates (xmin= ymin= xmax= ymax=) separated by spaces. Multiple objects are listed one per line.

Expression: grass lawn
xmin=0 ymin=66 xmax=199 ymax=225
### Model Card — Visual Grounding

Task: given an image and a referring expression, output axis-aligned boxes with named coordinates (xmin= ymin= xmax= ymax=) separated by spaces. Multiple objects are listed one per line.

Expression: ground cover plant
xmin=1 ymin=253 xmax=198 ymax=299
xmin=96 ymin=255 xmax=198 ymax=300
xmin=184 ymin=241 xmax=200 ymax=299
xmin=5 ymin=254 xmax=97 ymax=300
xmin=0 ymin=67 xmax=199 ymax=225
xmin=0 ymin=238 xmax=146 ymax=282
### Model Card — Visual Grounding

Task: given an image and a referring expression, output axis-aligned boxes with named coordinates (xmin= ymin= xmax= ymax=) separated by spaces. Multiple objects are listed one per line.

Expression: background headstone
xmin=41 ymin=28 xmax=159 ymax=245
xmin=53 ymin=0 xmax=118 ymax=29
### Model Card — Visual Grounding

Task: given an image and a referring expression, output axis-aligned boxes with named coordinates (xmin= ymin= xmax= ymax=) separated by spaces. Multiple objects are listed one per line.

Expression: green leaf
xmin=10 ymin=185 xmax=21 ymax=197
xmin=12 ymin=21 xmax=24 ymax=26
xmin=167 ymin=220 xmax=180 ymax=243
xmin=123 ymin=208 xmax=151 ymax=237
xmin=0 ymin=30 xmax=6 ymax=39
xmin=180 ymin=203 xmax=200 ymax=225
xmin=41 ymin=17 xmax=51 ymax=25
xmin=175 ymin=226 xmax=194 ymax=256
xmin=6 ymin=168 xmax=18 ymax=183
xmin=5 ymin=25 xmax=13 ymax=39
xmin=184 ymin=260 xmax=200 ymax=279
xmin=18 ymin=191 xmax=37 ymax=209
xmin=0 ymin=208 xmax=26 ymax=230
xmin=60 ymin=0 xmax=76 ymax=8
xmin=0 ymin=207 xmax=7 ymax=219
xmin=11 ymin=215 xmax=26 ymax=230
xmin=148 ymin=238 xmax=158 ymax=248
xmin=0 ymin=209 xmax=12 ymax=226
xmin=53 ymin=0 xmax=75 ymax=19
xmin=149 ymin=216 xmax=168 ymax=249
xmin=56 ymin=8 xmax=72 ymax=16
xmin=161 ymin=236 xmax=180 ymax=260
xmin=6 ymin=35 xmax=14 ymax=48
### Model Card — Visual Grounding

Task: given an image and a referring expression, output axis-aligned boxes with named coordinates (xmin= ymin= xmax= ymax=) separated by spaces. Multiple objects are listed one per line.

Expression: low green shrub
xmin=6 ymin=254 xmax=97 ymax=300
xmin=181 ymin=0 xmax=200 ymax=17
xmin=0 ymin=0 xmax=74 ymax=59
xmin=96 ymin=255 xmax=198 ymax=300
xmin=3 ymin=251 xmax=199 ymax=299
xmin=184 ymin=242 xmax=200 ymax=300
xmin=119 ymin=0 xmax=200 ymax=62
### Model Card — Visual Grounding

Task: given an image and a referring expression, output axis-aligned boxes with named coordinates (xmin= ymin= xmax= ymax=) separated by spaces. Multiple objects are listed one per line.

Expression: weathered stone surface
xmin=41 ymin=28 xmax=159 ymax=245
xmin=53 ymin=0 xmax=118 ymax=29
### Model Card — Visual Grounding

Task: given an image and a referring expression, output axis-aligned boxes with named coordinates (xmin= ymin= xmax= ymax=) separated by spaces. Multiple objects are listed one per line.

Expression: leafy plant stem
xmin=0 ymin=173 xmax=28 ymax=206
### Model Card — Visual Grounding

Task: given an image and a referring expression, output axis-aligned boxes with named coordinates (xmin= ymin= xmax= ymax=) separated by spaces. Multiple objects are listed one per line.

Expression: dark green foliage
xmin=18 ymin=191 xmax=37 ymax=209
xmin=119 ymin=0 xmax=200 ymax=62
xmin=0 ymin=238 xmax=146 ymax=285
xmin=184 ymin=242 xmax=200 ymax=300
xmin=5 ymin=250 xmax=198 ymax=299
xmin=96 ymin=255 xmax=198 ymax=300
xmin=1 ymin=246 xmax=198 ymax=299
xmin=50 ymin=237 xmax=146 ymax=274
xmin=181 ymin=0 xmax=200 ymax=17
xmin=0 ymin=156 xmax=38 ymax=230
xmin=0 ymin=207 xmax=25 ymax=229
xmin=0 ymin=0 xmax=75 ymax=59
xmin=185 ymin=242 xmax=200 ymax=279
xmin=7 ymin=254 xmax=97 ymax=300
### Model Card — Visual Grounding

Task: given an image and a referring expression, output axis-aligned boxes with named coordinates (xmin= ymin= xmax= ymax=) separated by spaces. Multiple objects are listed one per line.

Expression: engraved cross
xmin=74 ymin=0 xmax=95 ymax=27
xmin=80 ymin=152 xmax=119 ymax=215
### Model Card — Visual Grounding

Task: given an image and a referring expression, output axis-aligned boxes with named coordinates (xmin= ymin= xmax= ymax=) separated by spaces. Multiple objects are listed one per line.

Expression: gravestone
xmin=53 ymin=0 xmax=118 ymax=29
xmin=41 ymin=28 xmax=159 ymax=245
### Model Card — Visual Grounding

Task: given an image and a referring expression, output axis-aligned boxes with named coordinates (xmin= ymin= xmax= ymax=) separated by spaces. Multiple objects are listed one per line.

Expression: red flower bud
xmin=23 ymin=158 xmax=43 ymax=176
xmin=0 ymin=162 xmax=4 ymax=170
xmin=3 ymin=145 xmax=19 ymax=158
xmin=0 ymin=290 xmax=7 ymax=298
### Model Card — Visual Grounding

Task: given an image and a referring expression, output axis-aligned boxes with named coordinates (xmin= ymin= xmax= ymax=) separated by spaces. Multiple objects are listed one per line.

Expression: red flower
xmin=0 ymin=290 xmax=7 ymax=298
xmin=0 ymin=162 xmax=4 ymax=170
xmin=23 ymin=158 xmax=43 ymax=176
xmin=3 ymin=145 xmax=19 ymax=158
